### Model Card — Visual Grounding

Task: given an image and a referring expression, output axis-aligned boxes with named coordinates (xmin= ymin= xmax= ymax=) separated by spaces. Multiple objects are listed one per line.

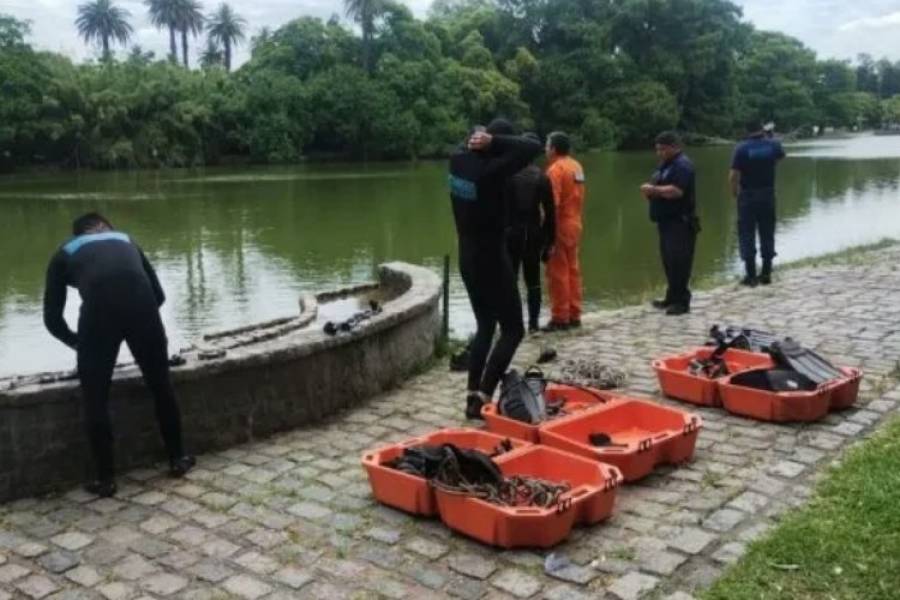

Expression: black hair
xmin=486 ymin=118 xmax=516 ymax=136
xmin=655 ymin=131 xmax=682 ymax=147
xmin=72 ymin=212 xmax=113 ymax=236
xmin=547 ymin=131 xmax=571 ymax=155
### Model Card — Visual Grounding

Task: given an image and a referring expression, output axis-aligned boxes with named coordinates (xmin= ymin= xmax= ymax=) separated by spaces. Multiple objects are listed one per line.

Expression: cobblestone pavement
xmin=3 ymin=247 xmax=900 ymax=600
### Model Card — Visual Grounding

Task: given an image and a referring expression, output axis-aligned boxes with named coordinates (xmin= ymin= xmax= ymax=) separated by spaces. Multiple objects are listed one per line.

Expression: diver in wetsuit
xmin=450 ymin=119 xmax=543 ymax=419
xmin=43 ymin=213 xmax=194 ymax=497
xmin=505 ymin=133 xmax=556 ymax=333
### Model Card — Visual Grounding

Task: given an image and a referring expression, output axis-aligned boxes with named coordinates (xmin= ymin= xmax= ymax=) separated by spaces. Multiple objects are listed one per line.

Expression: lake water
xmin=1 ymin=135 xmax=899 ymax=377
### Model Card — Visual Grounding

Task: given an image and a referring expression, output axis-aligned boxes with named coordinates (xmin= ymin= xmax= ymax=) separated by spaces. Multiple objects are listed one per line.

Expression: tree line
xmin=2 ymin=0 xmax=900 ymax=170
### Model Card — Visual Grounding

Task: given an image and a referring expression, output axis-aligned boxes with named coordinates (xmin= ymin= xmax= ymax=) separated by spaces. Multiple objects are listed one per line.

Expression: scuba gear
xmin=558 ymin=359 xmax=627 ymax=390
xmin=323 ymin=301 xmax=383 ymax=336
xmin=707 ymin=325 xmax=777 ymax=353
xmin=729 ymin=368 xmax=817 ymax=392
xmin=499 ymin=369 xmax=547 ymax=424
xmin=537 ymin=347 xmax=558 ymax=364
xmin=769 ymin=338 xmax=843 ymax=385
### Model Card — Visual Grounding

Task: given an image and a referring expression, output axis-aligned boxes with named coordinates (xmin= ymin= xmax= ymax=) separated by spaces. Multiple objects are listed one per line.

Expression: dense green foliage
xmin=3 ymin=0 xmax=900 ymax=169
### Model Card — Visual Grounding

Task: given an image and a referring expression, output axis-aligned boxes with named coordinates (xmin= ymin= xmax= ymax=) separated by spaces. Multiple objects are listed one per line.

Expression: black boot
xmin=740 ymin=260 xmax=758 ymax=287
xmin=759 ymin=260 xmax=773 ymax=285
xmin=465 ymin=392 xmax=486 ymax=420
xmin=169 ymin=455 xmax=196 ymax=478
xmin=85 ymin=479 xmax=117 ymax=498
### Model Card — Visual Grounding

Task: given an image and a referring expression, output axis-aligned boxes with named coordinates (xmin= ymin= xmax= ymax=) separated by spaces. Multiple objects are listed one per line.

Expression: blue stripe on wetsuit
xmin=449 ymin=175 xmax=477 ymax=202
xmin=63 ymin=232 xmax=132 ymax=255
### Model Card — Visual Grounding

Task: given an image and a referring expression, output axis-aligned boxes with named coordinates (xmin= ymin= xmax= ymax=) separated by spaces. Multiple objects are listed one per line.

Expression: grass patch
xmin=703 ymin=416 xmax=900 ymax=600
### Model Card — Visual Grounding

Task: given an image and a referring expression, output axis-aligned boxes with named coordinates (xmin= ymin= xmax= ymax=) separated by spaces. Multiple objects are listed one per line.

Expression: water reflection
xmin=1 ymin=136 xmax=898 ymax=376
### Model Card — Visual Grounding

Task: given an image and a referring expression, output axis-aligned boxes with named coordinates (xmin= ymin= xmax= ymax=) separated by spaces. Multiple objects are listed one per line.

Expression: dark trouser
xmin=506 ymin=226 xmax=542 ymax=330
xmin=77 ymin=302 xmax=185 ymax=481
xmin=657 ymin=217 xmax=698 ymax=307
xmin=738 ymin=188 xmax=776 ymax=263
xmin=459 ymin=234 xmax=525 ymax=398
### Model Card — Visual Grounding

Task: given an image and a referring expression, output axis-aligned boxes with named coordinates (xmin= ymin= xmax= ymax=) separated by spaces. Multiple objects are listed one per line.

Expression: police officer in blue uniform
xmin=729 ymin=120 xmax=785 ymax=286
xmin=640 ymin=132 xmax=699 ymax=316
xmin=44 ymin=213 xmax=195 ymax=497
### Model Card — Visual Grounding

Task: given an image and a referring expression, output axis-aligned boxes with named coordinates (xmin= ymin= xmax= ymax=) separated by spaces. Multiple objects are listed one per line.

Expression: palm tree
xmin=207 ymin=3 xmax=246 ymax=72
xmin=344 ymin=0 xmax=384 ymax=74
xmin=200 ymin=38 xmax=224 ymax=69
xmin=75 ymin=0 xmax=133 ymax=61
xmin=176 ymin=0 xmax=205 ymax=68
xmin=145 ymin=0 xmax=179 ymax=63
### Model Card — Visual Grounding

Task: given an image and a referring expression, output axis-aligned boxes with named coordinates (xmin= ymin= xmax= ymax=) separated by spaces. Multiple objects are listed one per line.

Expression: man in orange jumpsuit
xmin=543 ymin=132 xmax=586 ymax=331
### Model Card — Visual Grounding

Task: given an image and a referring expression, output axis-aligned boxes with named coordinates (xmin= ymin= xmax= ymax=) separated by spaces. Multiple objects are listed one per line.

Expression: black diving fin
xmin=769 ymin=338 xmax=843 ymax=385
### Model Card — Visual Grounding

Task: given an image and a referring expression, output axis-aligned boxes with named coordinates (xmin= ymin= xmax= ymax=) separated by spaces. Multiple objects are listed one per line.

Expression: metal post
xmin=442 ymin=254 xmax=451 ymax=345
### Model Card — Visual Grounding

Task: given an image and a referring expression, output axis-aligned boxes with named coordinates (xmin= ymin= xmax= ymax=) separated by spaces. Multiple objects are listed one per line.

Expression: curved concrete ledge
xmin=0 ymin=262 xmax=441 ymax=502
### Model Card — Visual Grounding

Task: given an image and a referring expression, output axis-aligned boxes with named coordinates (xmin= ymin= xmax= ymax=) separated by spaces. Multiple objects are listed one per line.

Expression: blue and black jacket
xmin=449 ymin=135 xmax=544 ymax=237
xmin=43 ymin=231 xmax=166 ymax=349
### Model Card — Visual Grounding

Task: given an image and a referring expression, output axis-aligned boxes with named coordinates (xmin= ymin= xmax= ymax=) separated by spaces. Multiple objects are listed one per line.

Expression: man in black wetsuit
xmin=450 ymin=119 xmax=543 ymax=419
xmin=505 ymin=133 xmax=556 ymax=334
xmin=43 ymin=213 xmax=194 ymax=497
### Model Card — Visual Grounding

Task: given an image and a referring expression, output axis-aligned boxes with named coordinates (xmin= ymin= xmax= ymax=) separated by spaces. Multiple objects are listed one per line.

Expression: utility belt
xmin=659 ymin=213 xmax=701 ymax=234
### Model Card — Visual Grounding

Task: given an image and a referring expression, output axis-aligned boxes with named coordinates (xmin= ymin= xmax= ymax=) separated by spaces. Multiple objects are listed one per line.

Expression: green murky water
xmin=1 ymin=135 xmax=899 ymax=376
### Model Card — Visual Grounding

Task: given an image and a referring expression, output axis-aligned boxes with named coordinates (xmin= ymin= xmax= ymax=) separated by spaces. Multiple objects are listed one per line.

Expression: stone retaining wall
xmin=0 ymin=262 xmax=441 ymax=502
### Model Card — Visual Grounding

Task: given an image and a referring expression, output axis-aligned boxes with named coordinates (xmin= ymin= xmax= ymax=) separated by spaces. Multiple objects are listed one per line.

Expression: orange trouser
xmin=547 ymin=243 xmax=582 ymax=322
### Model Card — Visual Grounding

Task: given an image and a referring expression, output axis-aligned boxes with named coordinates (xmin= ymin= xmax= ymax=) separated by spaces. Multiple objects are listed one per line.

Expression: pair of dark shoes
xmin=542 ymin=319 xmax=581 ymax=332
xmin=740 ymin=273 xmax=772 ymax=287
xmin=651 ymin=299 xmax=690 ymax=316
xmin=84 ymin=455 xmax=197 ymax=498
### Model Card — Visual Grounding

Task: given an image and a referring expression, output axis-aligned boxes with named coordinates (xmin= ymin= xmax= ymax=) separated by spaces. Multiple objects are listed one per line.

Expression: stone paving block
xmin=140 ymin=573 xmax=187 ymax=596
xmin=275 ymin=566 xmax=314 ymax=589
xmin=235 ymin=551 xmax=280 ymax=575
xmin=448 ymin=553 xmax=498 ymax=580
xmin=112 ymin=555 xmax=158 ymax=581
xmin=16 ymin=574 xmax=60 ymax=599
xmin=95 ymin=582 xmax=135 ymax=600
xmin=364 ymin=526 xmax=402 ymax=545
xmin=188 ymin=560 xmax=234 ymax=583
xmin=15 ymin=542 xmax=48 ymax=558
xmin=222 ymin=574 xmax=273 ymax=599
xmin=545 ymin=563 xmax=597 ymax=585
xmin=405 ymin=537 xmax=449 ymax=560
xmin=287 ymin=501 xmax=332 ymax=520
xmin=727 ymin=491 xmax=771 ymax=513
xmin=662 ymin=593 xmax=696 ymax=600
xmin=542 ymin=584 xmax=597 ymax=600
xmin=702 ymin=509 xmax=746 ymax=533
xmin=635 ymin=548 xmax=687 ymax=576
xmin=37 ymin=551 xmax=80 ymax=574
xmin=769 ymin=460 xmax=807 ymax=479
xmin=608 ymin=571 xmax=659 ymax=600
xmin=65 ymin=565 xmax=102 ymax=587
xmin=50 ymin=533 xmax=93 ymax=552
xmin=711 ymin=542 xmax=747 ymax=564
xmin=491 ymin=568 xmax=542 ymax=598
xmin=0 ymin=563 xmax=31 ymax=583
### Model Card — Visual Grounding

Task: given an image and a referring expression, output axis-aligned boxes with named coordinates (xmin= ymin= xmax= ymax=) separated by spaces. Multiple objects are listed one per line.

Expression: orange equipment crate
xmin=361 ymin=428 xmax=530 ymax=517
xmin=829 ymin=367 xmax=863 ymax=410
xmin=483 ymin=384 xmax=620 ymax=443
xmin=653 ymin=347 xmax=774 ymax=407
xmin=494 ymin=445 xmax=623 ymax=525
xmin=538 ymin=399 xmax=702 ymax=482
xmin=434 ymin=445 xmax=610 ymax=548
xmin=718 ymin=373 xmax=833 ymax=422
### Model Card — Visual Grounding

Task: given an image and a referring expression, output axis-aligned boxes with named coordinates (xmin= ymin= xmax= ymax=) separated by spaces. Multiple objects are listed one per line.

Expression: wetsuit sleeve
xmin=140 ymin=249 xmax=166 ymax=307
xmin=43 ymin=251 xmax=78 ymax=350
xmin=539 ymin=174 xmax=556 ymax=247
xmin=730 ymin=145 xmax=746 ymax=172
xmin=481 ymin=135 xmax=543 ymax=181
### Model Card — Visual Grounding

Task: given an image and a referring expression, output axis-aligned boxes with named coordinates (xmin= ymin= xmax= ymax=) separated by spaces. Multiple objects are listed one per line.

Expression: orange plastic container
xmin=539 ymin=399 xmax=702 ymax=482
xmin=482 ymin=384 xmax=619 ymax=442
xmin=653 ymin=347 xmax=775 ymax=407
xmin=361 ymin=428 xmax=530 ymax=516
xmin=494 ymin=446 xmax=623 ymax=525
xmin=829 ymin=367 xmax=863 ymax=410
xmin=718 ymin=375 xmax=832 ymax=422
